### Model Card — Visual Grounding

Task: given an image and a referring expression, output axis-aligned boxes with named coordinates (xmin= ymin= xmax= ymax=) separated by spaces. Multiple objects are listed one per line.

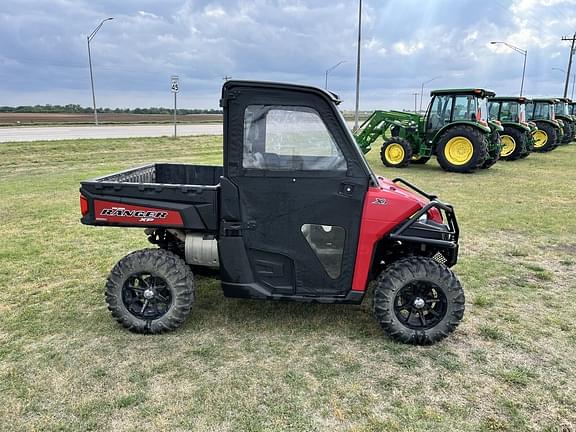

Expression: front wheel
xmin=373 ymin=257 xmax=465 ymax=345
xmin=380 ymin=138 xmax=412 ymax=168
xmin=500 ymin=127 xmax=527 ymax=161
xmin=532 ymin=123 xmax=557 ymax=152
xmin=105 ymin=249 xmax=195 ymax=333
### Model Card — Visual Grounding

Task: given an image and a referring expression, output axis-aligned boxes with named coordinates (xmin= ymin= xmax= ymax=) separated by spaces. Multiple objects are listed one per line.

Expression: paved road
xmin=0 ymin=124 xmax=223 ymax=143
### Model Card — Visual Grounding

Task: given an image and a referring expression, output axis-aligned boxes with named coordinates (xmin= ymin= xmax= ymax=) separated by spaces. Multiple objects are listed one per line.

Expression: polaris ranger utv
xmin=80 ymin=81 xmax=465 ymax=345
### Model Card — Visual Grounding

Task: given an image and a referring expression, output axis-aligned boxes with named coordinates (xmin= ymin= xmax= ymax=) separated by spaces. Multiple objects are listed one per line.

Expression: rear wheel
xmin=380 ymin=138 xmax=412 ymax=168
xmin=532 ymin=122 xmax=557 ymax=152
xmin=373 ymin=257 xmax=465 ymax=345
xmin=481 ymin=131 xmax=501 ymax=169
xmin=435 ymin=125 xmax=487 ymax=173
xmin=105 ymin=249 xmax=195 ymax=333
xmin=561 ymin=121 xmax=573 ymax=144
xmin=481 ymin=148 xmax=500 ymax=169
xmin=500 ymin=127 xmax=527 ymax=161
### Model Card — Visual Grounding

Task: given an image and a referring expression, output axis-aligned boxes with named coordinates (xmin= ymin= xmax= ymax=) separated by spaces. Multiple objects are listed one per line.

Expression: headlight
xmin=418 ymin=213 xmax=428 ymax=223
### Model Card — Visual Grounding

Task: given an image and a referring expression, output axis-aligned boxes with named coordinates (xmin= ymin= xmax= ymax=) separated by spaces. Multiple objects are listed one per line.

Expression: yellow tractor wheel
xmin=380 ymin=138 xmax=412 ymax=168
xmin=435 ymin=125 xmax=488 ymax=173
xmin=500 ymin=135 xmax=516 ymax=158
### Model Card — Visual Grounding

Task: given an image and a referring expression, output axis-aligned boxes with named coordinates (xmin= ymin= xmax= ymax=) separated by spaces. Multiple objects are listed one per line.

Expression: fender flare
xmin=501 ymin=122 xmax=531 ymax=133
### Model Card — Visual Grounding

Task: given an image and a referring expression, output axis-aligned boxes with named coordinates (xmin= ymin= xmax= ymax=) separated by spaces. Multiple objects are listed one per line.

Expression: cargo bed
xmin=80 ymin=163 xmax=222 ymax=231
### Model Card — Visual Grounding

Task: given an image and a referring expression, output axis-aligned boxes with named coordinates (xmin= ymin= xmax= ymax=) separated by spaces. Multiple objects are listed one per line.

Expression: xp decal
xmin=93 ymin=200 xmax=183 ymax=226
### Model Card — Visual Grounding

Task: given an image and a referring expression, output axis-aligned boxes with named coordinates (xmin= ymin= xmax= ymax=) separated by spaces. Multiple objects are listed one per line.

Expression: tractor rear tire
xmin=373 ymin=257 xmax=465 ymax=345
xmin=561 ymin=122 xmax=573 ymax=144
xmin=481 ymin=131 xmax=501 ymax=169
xmin=105 ymin=248 xmax=195 ymax=334
xmin=532 ymin=123 xmax=557 ymax=152
xmin=435 ymin=125 xmax=487 ymax=173
xmin=556 ymin=127 xmax=564 ymax=148
xmin=500 ymin=127 xmax=526 ymax=161
xmin=380 ymin=138 xmax=412 ymax=168
xmin=481 ymin=149 xmax=500 ymax=169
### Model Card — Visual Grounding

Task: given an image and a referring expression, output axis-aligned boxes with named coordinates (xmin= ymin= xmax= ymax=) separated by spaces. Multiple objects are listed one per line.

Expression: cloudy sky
xmin=1 ymin=0 xmax=576 ymax=110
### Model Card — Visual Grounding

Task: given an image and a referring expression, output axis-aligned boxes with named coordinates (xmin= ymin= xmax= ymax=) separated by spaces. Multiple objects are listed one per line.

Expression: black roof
xmin=222 ymin=80 xmax=342 ymax=105
xmin=489 ymin=96 xmax=530 ymax=103
xmin=531 ymin=98 xmax=558 ymax=104
xmin=430 ymin=88 xmax=496 ymax=98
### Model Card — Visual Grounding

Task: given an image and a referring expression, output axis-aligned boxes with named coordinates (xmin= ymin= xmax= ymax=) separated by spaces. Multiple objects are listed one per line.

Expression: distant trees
xmin=0 ymin=105 xmax=222 ymax=115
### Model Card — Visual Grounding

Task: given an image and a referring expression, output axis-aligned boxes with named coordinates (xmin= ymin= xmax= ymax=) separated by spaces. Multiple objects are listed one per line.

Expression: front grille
xmin=432 ymin=252 xmax=447 ymax=265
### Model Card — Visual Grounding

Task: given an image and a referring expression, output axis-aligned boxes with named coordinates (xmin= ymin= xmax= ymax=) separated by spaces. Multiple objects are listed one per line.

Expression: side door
xmin=426 ymin=95 xmax=454 ymax=140
xmin=219 ymin=82 xmax=371 ymax=298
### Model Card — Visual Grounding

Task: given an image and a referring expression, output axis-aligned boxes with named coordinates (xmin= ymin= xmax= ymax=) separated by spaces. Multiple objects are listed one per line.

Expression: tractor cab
xmin=487 ymin=96 xmax=535 ymax=160
xmin=527 ymin=98 xmax=557 ymax=122
xmin=553 ymin=98 xmax=575 ymax=143
xmin=554 ymin=97 xmax=572 ymax=117
xmin=488 ymin=96 xmax=528 ymax=124
xmin=526 ymin=98 xmax=562 ymax=151
xmin=425 ymin=88 xmax=494 ymax=138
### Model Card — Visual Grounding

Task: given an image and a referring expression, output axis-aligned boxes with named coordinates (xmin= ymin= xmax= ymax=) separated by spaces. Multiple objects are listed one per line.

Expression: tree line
xmin=0 ymin=104 xmax=222 ymax=115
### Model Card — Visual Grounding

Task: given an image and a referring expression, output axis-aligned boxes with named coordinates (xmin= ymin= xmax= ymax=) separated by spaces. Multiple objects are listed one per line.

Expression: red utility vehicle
xmin=80 ymin=81 xmax=465 ymax=345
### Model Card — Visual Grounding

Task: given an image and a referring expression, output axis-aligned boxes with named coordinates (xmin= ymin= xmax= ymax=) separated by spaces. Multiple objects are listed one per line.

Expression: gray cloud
xmin=0 ymin=0 xmax=575 ymax=109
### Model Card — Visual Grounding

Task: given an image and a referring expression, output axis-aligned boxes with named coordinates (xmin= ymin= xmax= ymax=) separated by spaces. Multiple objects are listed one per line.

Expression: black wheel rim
xmin=393 ymin=281 xmax=448 ymax=330
xmin=121 ymin=272 xmax=173 ymax=320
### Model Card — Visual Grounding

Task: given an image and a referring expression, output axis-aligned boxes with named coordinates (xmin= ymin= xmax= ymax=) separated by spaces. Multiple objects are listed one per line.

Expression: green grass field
xmin=1 ymin=136 xmax=575 ymax=431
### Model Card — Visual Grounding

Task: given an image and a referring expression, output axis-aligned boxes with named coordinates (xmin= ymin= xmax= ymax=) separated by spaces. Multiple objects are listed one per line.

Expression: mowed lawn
xmin=1 ymin=136 xmax=575 ymax=432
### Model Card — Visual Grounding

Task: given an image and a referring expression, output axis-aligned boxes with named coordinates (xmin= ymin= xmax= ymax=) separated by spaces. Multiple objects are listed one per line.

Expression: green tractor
xmin=570 ymin=100 xmax=576 ymax=117
xmin=354 ymin=88 xmax=502 ymax=173
xmin=487 ymin=96 xmax=536 ymax=160
xmin=554 ymin=97 xmax=575 ymax=143
xmin=526 ymin=98 xmax=563 ymax=152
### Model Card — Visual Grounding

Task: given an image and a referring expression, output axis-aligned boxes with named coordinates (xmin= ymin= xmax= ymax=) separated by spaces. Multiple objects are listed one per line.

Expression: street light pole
xmin=324 ymin=60 xmax=346 ymax=90
xmin=490 ymin=41 xmax=527 ymax=96
xmin=413 ymin=93 xmax=418 ymax=113
xmin=419 ymin=76 xmax=440 ymax=112
xmin=552 ymin=67 xmax=575 ymax=97
xmin=353 ymin=0 xmax=362 ymax=131
xmin=87 ymin=17 xmax=114 ymax=126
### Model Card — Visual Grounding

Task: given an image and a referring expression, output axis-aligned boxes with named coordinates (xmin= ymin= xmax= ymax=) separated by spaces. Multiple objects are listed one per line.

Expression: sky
xmin=1 ymin=0 xmax=576 ymax=110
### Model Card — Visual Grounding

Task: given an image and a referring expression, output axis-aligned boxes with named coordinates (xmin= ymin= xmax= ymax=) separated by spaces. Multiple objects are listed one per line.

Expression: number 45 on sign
xmin=171 ymin=76 xmax=179 ymax=93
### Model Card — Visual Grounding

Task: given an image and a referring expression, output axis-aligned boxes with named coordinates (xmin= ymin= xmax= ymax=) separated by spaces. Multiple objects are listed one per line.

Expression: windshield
xmin=488 ymin=101 xmax=499 ymax=120
xmin=525 ymin=102 xmax=534 ymax=120
xmin=555 ymin=102 xmax=570 ymax=116
xmin=500 ymin=101 xmax=520 ymax=122
xmin=452 ymin=95 xmax=480 ymax=121
xmin=532 ymin=103 xmax=553 ymax=120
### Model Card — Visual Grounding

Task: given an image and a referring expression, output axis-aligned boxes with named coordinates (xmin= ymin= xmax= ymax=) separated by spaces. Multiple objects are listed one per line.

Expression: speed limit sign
xmin=171 ymin=75 xmax=179 ymax=93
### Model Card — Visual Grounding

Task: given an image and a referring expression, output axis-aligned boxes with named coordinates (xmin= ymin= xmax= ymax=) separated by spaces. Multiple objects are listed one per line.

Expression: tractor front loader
xmin=354 ymin=88 xmax=501 ymax=173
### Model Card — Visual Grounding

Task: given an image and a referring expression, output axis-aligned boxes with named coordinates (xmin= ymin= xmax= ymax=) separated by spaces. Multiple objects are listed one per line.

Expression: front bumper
xmin=389 ymin=178 xmax=459 ymax=266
